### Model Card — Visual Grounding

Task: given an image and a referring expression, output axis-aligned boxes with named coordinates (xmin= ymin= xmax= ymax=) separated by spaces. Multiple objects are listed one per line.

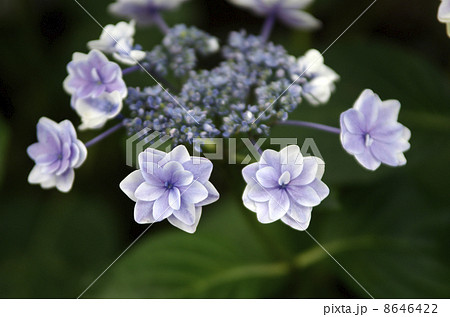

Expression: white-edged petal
xmin=119 ymin=170 xmax=145 ymax=202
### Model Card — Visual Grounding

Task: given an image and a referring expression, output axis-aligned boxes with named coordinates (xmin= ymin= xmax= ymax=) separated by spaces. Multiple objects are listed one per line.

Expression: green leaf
xmin=91 ymin=195 xmax=374 ymax=298
xmin=0 ymin=194 xmax=121 ymax=298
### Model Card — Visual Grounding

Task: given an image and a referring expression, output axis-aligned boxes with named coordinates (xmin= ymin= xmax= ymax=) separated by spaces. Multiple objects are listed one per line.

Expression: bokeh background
xmin=1 ymin=0 xmax=449 ymax=298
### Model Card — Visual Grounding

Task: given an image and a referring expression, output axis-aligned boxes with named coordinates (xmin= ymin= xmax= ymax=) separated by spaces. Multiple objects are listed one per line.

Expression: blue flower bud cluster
xmin=223 ymin=31 xmax=298 ymax=86
xmin=144 ymin=24 xmax=219 ymax=78
xmin=125 ymin=28 xmax=309 ymax=145
xmin=123 ymin=86 xmax=221 ymax=147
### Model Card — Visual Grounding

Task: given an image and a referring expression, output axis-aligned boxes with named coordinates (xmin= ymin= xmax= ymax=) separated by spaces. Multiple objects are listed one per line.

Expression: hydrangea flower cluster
xmin=27 ymin=0 xmax=411 ymax=233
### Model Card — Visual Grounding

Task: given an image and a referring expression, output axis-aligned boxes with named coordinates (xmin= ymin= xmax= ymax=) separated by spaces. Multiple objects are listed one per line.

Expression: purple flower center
xmin=164 ymin=180 xmax=174 ymax=190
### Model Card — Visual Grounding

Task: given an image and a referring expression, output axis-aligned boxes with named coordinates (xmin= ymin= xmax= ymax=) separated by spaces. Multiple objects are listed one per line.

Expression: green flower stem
xmin=189 ymin=236 xmax=376 ymax=294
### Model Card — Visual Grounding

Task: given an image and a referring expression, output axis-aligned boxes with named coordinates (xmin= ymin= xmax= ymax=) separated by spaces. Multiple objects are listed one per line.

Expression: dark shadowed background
xmin=0 ymin=0 xmax=449 ymax=298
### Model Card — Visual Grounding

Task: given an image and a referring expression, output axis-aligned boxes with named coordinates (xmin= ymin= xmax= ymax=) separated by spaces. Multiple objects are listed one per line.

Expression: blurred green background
xmin=1 ymin=0 xmax=449 ymax=298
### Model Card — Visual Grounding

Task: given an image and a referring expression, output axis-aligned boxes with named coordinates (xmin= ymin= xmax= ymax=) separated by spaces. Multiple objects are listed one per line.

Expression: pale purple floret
xmin=27 ymin=117 xmax=87 ymax=193
xmin=242 ymin=145 xmax=329 ymax=231
xmin=340 ymin=89 xmax=411 ymax=171
xmin=120 ymin=145 xmax=219 ymax=233
xmin=63 ymin=50 xmax=127 ymax=108
xmin=228 ymin=0 xmax=321 ymax=30
xmin=108 ymin=0 xmax=189 ymax=26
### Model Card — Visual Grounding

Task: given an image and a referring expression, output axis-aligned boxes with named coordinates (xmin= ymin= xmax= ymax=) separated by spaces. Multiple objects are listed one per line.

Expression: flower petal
xmin=119 ymin=170 xmax=145 ymax=202
xmin=354 ymin=148 xmax=381 ymax=171
xmin=308 ymin=179 xmax=329 ymax=201
xmin=287 ymin=202 xmax=312 ymax=224
xmin=287 ymin=184 xmax=321 ymax=207
xmin=179 ymin=181 xmax=208 ymax=204
xmin=280 ymin=212 xmax=311 ymax=231
xmin=168 ymin=187 xmax=181 ymax=210
xmin=172 ymin=170 xmax=194 ymax=187
xmin=242 ymin=162 xmax=259 ymax=184
xmin=260 ymin=149 xmax=281 ymax=171
xmin=341 ymin=132 xmax=366 ymax=155
xmin=160 ymin=145 xmax=191 ymax=165
xmin=182 ymin=157 xmax=213 ymax=183
xmin=55 ymin=169 xmax=74 ymax=193
xmin=197 ymin=181 xmax=220 ymax=207
xmin=280 ymin=145 xmax=304 ymax=179
xmin=370 ymin=141 xmax=404 ymax=167
xmin=290 ymin=156 xmax=318 ymax=186
xmin=172 ymin=201 xmax=196 ymax=225
xmin=152 ymin=191 xmax=174 ymax=221
xmin=27 ymin=143 xmax=58 ymax=165
xmin=268 ymin=189 xmax=289 ymax=220
xmin=247 ymin=184 xmax=271 ymax=202
xmin=255 ymin=166 xmax=279 ymax=188
xmin=134 ymin=200 xmax=156 ymax=224
xmin=341 ymin=109 xmax=365 ymax=134
xmin=135 ymin=182 xmax=166 ymax=202
xmin=353 ymin=89 xmax=380 ymax=130
xmin=167 ymin=207 xmax=202 ymax=234
xmin=255 ymin=202 xmax=273 ymax=224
